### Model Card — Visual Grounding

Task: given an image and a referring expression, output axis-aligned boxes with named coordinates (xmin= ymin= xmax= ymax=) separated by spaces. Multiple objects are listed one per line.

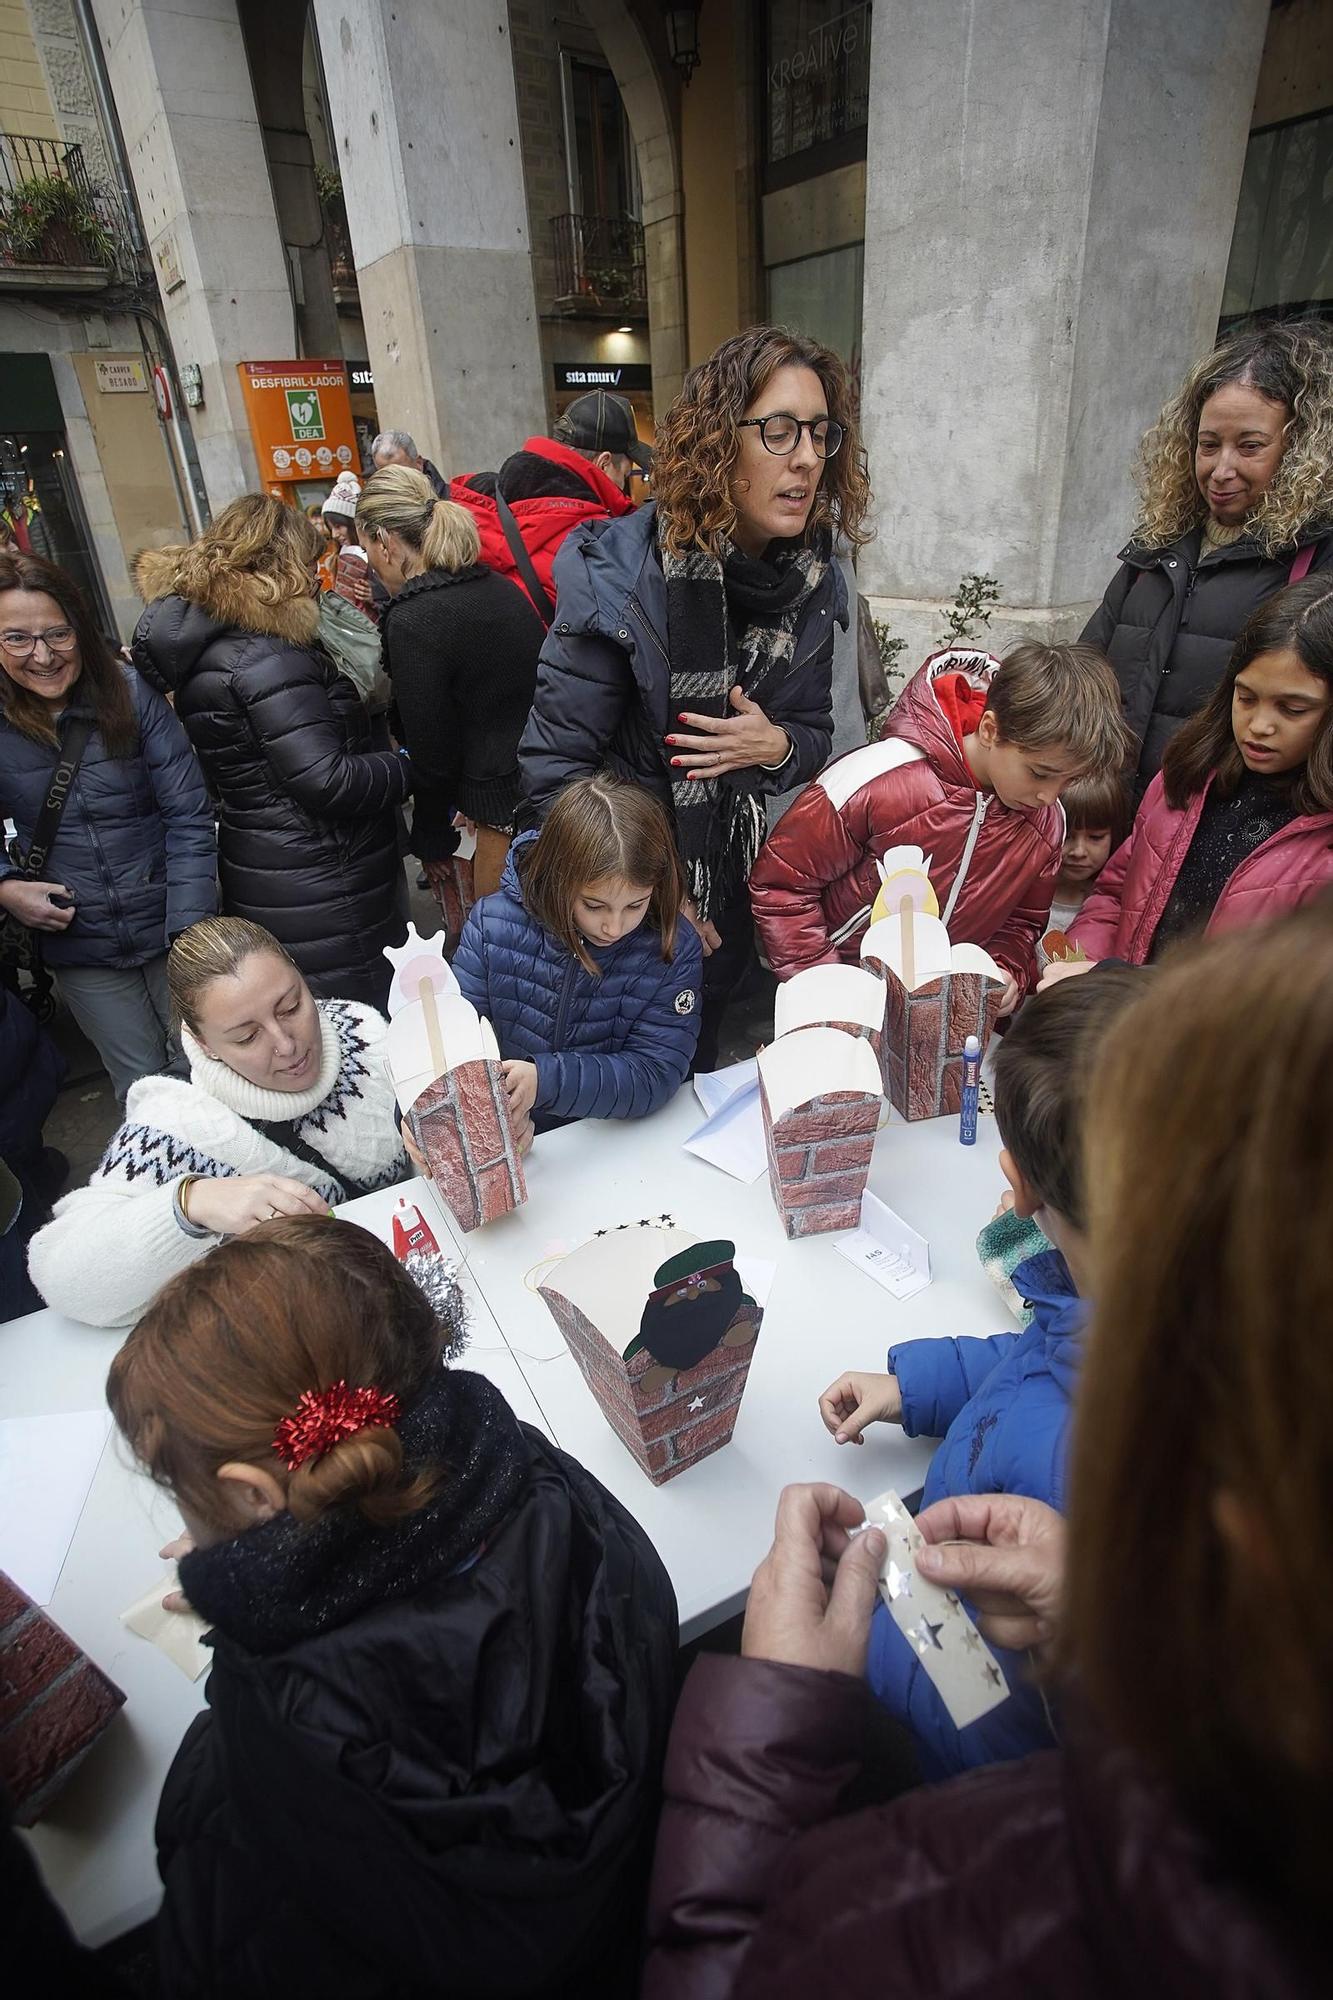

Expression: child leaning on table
xmin=108 ymin=1217 xmax=677 ymax=1998
xmin=818 ymin=963 xmax=1147 ymax=1780
xmin=451 ymin=773 xmax=703 ymax=1131
xmin=749 ymin=643 xmax=1131 ymax=1011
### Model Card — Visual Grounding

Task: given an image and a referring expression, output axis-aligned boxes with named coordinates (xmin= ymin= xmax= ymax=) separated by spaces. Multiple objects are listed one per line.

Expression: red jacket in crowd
xmin=749 ymin=650 xmax=1063 ymax=994
xmin=1071 ymin=767 xmax=1333 ymax=962
xmin=449 ymin=437 xmax=636 ymax=612
xmin=643 ymin=1655 xmax=1320 ymax=2000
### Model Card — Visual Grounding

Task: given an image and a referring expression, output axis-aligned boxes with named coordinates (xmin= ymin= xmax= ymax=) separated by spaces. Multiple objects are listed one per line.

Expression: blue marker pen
xmin=959 ymin=1034 xmax=981 ymax=1146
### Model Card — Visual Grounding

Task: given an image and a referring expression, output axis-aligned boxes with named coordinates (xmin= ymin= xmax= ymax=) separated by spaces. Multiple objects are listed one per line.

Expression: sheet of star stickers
xmin=863 ymin=1488 xmax=1010 ymax=1730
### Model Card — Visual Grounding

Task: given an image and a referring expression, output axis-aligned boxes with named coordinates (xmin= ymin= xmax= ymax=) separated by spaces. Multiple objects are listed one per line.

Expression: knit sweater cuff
xmin=455 ymin=770 xmax=522 ymax=833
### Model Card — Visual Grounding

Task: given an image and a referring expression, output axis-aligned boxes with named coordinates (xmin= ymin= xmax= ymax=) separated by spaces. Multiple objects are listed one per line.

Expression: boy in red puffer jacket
xmin=749 ymin=644 xmax=1129 ymax=1010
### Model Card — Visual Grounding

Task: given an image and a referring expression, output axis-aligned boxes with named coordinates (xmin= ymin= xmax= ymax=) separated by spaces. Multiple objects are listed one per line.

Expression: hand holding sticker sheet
xmin=863 ymin=1487 xmax=1009 ymax=1730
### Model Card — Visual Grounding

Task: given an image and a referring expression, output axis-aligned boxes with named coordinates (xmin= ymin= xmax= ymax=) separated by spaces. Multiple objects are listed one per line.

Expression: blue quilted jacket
xmin=452 ymin=836 xmax=703 ymax=1123
xmin=866 ymin=1249 xmax=1087 ymax=1779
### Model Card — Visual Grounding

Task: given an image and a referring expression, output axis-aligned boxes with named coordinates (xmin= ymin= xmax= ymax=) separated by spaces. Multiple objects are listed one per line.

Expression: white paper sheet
xmin=0 ymin=1409 xmax=112 ymax=1604
xmin=684 ymin=1078 xmax=768 ymax=1184
xmin=834 ymin=1191 xmax=932 ymax=1299
xmin=120 ymin=1574 xmax=212 ymax=1681
xmin=734 ymin=1255 xmax=777 ymax=1310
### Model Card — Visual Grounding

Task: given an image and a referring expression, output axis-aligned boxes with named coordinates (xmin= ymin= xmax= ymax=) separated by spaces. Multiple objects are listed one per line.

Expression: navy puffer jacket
xmin=452 ymin=835 xmax=703 ymax=1123
xmin=0 ymin=665 xmax=216 ymax=968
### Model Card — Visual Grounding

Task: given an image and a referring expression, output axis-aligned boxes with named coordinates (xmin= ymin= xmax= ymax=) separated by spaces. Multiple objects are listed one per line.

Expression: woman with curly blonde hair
xmin=133 ymin=494 xmax=411 ymax=1008
xmin=1083 ymin=318 xmax=1333 ymax=796
xmin=520 ymin=325 xmax=869 ymax=1069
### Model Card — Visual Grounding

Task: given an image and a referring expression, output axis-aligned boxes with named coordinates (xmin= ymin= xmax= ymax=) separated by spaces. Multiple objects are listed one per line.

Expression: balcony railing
xmin=551 ymin=212 xmax=646 ymax=315
xmin=0 ymin=133 xmax=136 ymax=285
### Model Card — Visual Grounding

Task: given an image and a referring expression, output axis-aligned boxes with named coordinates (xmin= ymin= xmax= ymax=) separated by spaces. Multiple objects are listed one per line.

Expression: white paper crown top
xmin=383 ymin=923 xmax=461 ymax=1017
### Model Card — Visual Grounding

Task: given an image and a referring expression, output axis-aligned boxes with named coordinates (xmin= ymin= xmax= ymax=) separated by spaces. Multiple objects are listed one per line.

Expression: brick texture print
xmin=538 ymin=1289 xmax=764 ymax=1485
xmin=876 ymin=968 xmax=1004 ymax=1120
xmin=761 ymin=1082 xmax=880 ymax=1238
xmin=410 ymin=1058 xmax=526 ymax=1232
xmin=0 ymin=1571 xmax=125 ymax=1826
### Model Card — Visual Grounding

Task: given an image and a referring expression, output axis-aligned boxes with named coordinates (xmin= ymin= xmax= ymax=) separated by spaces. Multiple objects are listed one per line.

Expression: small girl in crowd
xmin=452 ymin=774 xmax=703 ymax=1129
xmin=110 ymin=1219 xmax=677 ymax=1997
xmin=1045 ymin=768 xmax=1132 ymax=934
xmin=1055 ymin=577 xmax=1333 ymax=969
xmin=750 ymin=644 xmax=1130 ymax=1013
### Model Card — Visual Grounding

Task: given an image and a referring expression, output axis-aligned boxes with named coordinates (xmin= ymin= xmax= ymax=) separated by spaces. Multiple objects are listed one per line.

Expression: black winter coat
xmin=380 ymin=563 xmax=544 ymax=858
xmin=518 ymin=502 xmax=846 ymax=822
xmin=133 ymin=552 xmax=410 ymax=1008
xmin=154 ymin=1373 xmax=679 ymax=2000
xmin=1082 ymin=524 xmax=1332 ymax=794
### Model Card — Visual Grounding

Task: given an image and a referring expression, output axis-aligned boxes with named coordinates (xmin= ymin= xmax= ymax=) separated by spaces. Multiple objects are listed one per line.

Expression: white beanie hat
xmin=321 ymin=471 xmax=362 ymax=522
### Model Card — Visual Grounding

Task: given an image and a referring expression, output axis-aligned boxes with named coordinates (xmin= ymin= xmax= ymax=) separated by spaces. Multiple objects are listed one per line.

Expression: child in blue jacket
xmin=819 ymin=964 xmax=1148 ymax=1778
xmin=453 ymin=774 xmax=703 ymax=1130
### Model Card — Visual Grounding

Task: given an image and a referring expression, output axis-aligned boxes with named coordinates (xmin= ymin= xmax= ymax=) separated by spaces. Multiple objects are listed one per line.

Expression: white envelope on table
xmin=685 ymin=1059 xmax=766 ymax=1184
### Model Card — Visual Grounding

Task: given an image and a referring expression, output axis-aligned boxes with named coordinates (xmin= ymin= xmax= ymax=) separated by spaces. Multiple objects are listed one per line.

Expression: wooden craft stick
xmin=898 ymin=893 xmax=916 ymax=990
xmin=419 ymin=976 xmax=446 ymax=1079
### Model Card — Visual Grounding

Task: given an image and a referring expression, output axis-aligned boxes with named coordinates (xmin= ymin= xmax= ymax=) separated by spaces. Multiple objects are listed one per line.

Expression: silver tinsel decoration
xmin=401 ymin=1249 xmax=469 ymax=1361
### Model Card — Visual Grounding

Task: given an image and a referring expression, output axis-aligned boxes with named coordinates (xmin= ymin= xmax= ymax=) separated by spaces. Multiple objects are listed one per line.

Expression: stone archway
xmin=579 ymin=0 xmax=688 ymax=411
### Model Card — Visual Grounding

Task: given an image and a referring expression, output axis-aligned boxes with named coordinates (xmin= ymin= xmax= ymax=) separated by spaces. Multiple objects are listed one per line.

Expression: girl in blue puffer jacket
xmin=453 ymin=774 xmax=703 ymax=1129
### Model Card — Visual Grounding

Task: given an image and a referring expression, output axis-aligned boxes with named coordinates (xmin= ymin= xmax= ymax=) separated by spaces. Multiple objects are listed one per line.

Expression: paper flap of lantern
xmin=772 ymin=962 xmax=886 ymax=1045
xmin=538 ymin=1223 xmax=763 ymax=1485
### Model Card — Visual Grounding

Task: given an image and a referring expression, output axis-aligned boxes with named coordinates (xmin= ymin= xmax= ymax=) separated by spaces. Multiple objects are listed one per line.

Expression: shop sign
xmin=767 ymin=3 xmax=864 ymax=92
xmin=348 ymin=362 xmax=375 ymax=392
xmin=237 ymin=361 xmax=358 ymax=483
xmin=553 ymin=363 xmax=652 ymax=392
xmin=93 ymin=357 xmax=148 ymax=395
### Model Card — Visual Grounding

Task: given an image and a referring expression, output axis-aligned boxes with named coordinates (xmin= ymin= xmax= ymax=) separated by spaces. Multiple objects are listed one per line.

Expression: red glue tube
xmin=959 ymin=1034 xmax=981 ymax=1146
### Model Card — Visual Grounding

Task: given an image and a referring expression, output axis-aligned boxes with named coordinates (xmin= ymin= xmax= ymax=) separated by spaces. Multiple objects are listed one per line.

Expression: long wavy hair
xmin=1161 ymin=576 xmax=1333 ymax=813
xmin=651 ymin=325 xmax=872 ymax=558
xmin=1134 ymin=320 xmax=1333 ymax=556
xmin=142 ymin=494 xmax=324 ymax=620
xmin=0 ymin=550 xmax=136 ymax=755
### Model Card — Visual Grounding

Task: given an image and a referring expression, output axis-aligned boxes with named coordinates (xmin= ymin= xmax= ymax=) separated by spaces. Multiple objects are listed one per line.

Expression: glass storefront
xmin=764 ymin=1 xmax=872 ymax=178
xmin=1220 ymin=106 xmax=1333 ymax=333
xmin=768 ymin=241 xmax=865 ymax=377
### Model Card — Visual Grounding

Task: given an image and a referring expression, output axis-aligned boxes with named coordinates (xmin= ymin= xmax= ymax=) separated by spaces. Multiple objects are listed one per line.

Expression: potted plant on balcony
xmin=0 ymin=174 xmax=116 ymax=269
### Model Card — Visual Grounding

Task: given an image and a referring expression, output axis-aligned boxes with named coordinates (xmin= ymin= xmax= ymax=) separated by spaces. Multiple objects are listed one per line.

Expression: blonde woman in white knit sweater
xmin=29 ymin=917 xmax=409 ymax=1327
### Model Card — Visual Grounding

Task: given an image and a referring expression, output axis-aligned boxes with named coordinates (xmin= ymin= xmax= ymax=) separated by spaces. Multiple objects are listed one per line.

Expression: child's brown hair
xmin=107 ymin=1218 xmax=452 ymax=1534
xmin=985 ymin=643 xmax=1131 ymax=778
xmin=1058 ymin=768 xmax=1132 ymax=852
xmin=521 ymin=773 xmax=684 ymax=976
xmin=992 ymin=964 xmax=1149 ymax=1227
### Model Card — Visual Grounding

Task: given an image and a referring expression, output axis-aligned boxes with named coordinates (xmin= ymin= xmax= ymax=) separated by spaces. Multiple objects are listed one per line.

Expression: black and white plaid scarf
xmin=659 ymin=519 xmax=826 ymax=921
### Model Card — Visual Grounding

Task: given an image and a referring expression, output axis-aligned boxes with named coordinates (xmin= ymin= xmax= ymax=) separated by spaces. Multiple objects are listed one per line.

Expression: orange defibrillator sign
xmin=237 ymin=361 xmax=358 ymax=483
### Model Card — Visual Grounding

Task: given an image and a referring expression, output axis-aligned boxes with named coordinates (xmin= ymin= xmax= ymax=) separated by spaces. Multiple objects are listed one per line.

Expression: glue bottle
xmin=959 ymin=1034 xmax=981 ymax=1146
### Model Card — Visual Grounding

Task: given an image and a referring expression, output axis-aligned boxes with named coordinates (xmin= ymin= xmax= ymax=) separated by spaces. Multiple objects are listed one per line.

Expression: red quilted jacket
xmin=1070 ymin=769 xmax=1333 ymax=963
xmin=749 ymin=650 xmax=1063 ymax=993
xmin=644 ymin=1655 xmax=1322 ymax=2000
xmin=450 ymin=437 xmax=635 ymax=613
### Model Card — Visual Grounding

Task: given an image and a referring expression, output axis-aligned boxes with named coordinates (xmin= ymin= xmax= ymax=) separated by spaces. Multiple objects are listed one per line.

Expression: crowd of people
xmin=3 ymin=315 xmax=1333 ymax=1996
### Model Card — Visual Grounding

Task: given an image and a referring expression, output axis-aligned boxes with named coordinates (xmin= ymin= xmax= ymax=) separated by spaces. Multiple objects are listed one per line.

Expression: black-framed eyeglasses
xmin=737 ymin=414 xmax=844 ymax=459
xmin=0 ymin=624 xmax=78 ymax=659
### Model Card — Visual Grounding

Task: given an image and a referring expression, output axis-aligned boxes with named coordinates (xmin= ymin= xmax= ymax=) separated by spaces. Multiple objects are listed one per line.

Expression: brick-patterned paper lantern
xmin=758 ymin=1026 xmax=883 ymax=1238
xmin=0 ymin=1571 xmax=125 ymax=1825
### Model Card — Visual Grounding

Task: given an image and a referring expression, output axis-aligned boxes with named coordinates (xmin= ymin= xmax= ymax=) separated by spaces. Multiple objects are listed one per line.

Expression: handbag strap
xmin=1288 ymin=543 xmax=1318 ymax=585
xmin=19 ymin=715 xmax=95 ymax=877
xmin=494 ymin=491 xmax=556 ymax=628
xmin=249 ymin=1115 xmax=370 ymax=1203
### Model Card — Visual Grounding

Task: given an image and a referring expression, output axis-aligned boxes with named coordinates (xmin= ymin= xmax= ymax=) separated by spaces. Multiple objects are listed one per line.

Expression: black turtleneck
xmin=1150 ymin=771 xmax=1301 ymax=959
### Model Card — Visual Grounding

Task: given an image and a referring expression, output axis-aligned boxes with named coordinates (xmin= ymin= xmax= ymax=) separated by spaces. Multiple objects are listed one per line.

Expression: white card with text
xmin=834 ymin=1192 xmax=931 ymax=1299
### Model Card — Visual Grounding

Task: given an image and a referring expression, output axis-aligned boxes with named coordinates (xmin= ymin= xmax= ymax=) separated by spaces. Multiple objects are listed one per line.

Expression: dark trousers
xmin=694 ymin=887 xmax=757 ymax=1075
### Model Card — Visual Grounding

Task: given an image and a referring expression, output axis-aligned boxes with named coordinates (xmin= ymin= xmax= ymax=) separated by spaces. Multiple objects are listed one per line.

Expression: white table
xmin=6 ymin=1084 xmax=1013 ymax=1944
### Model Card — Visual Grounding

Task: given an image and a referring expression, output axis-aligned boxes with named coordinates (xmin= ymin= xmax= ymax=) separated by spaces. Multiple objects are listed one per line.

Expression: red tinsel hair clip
xmin=272 ymin=1380 xmax=402 ymax=1472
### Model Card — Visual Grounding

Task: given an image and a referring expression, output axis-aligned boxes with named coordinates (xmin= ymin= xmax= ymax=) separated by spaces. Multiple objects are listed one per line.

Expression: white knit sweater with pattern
xmin=28 ymin=1000 xmax=407 ymax=1328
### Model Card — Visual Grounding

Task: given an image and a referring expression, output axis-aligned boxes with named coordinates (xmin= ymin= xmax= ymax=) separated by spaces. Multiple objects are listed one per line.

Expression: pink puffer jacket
xmin=1070 ymin=770 xmax=1333 ymax=963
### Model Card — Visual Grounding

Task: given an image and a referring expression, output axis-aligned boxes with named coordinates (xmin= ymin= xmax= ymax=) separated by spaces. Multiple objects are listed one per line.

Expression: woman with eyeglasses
xmin=0 ymin=552 xmax=216 ymax=1100
xmin=520 ymin=326 xmax=872 ymax=1072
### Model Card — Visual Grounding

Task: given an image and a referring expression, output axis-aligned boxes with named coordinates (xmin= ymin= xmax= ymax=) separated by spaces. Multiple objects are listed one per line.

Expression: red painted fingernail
xmin=678 ymin=713 xmax=688 ymax=722
xmin=671 ymin=757 xmax=682 ymax=767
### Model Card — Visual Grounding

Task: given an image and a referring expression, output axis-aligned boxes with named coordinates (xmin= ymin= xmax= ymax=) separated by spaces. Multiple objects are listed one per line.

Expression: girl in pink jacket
xmin=1068 ymin=578 xmax=1333 ymax=966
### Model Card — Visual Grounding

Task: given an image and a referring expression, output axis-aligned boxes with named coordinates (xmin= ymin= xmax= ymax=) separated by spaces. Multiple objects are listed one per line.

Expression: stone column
xmin=91 ymin=0 xmax=296 ymax=507
xmin=311 ymin=0 xmax=545 ymax=477
xmin=858 ymin=0 xmax=1270 ymax=665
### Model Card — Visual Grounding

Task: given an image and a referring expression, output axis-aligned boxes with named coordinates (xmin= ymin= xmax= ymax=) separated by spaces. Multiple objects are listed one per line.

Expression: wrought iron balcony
xmin=551 ymin=212 xmax=646 ymax=316
xmin=0 ymin=133 xmax=137 ymax=288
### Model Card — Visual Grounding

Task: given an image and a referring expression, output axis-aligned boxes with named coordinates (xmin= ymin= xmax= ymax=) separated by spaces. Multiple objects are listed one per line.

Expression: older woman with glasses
xmin=519 ymin=325 xmax=871 ymax=1072
xmin=0 ymin=552 xmax=216 ymax=1099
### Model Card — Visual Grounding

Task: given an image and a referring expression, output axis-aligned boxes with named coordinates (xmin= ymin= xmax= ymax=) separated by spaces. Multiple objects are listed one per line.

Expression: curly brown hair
xmin=1134 ymin=320 xmax=1333 ymax=556
xmin=651 ymin=326 xmax=872 ymax=557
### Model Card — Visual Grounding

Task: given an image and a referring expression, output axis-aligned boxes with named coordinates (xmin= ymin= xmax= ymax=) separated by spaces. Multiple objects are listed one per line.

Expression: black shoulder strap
xmin=250 ymin=1117 xmax=370 ymax=1203
xmin=20 ymin=715 xmax=95 ymax=877
xmin=495 ymin=491 xmax=556 ymax=628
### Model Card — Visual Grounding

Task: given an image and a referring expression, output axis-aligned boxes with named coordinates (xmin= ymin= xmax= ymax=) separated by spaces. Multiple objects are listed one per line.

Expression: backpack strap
xmin=494 ymin=491 xmax=556 ymax=628
xmin=18 ymin=715 xmax=95 ymax=877
xmin=1288 ymin=543 xmax=1318 ymax=585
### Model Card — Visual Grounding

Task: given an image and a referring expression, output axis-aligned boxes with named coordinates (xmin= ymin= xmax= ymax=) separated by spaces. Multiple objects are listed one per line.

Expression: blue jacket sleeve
xmin=518 ymin=621 xmax=633 ymax=822
xmin=451 ymin=908 xmax=490 ymax=1017
xmin=136 ymin=677 xmax=218 ymax=942
xmin=887 ymin=1332 xmax=1021 ymax=1439
xmin=749 ymin=622 xmax=836 ymax=797
xmin=532 ymin=922 xmax=703 ymax=1122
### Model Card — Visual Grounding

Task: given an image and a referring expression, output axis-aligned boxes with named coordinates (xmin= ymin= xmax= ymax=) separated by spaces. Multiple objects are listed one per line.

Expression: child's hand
xmin=992 ymin=1187 xmax=1016 ymax=1219
xmin=159 ymin=1532 xmax=195 ymax=1614
xmin=401 ymin=1123 xmax=431 ymax=1180
xmin=1037 ymin=958 xmax=1096 ymax=992
xmin=819 ymin=1370 xmax=903 ymax=1444
xmin=513 ymin=1110 xmax=535 ymax=1158
xmin=501 ymin=1059 xmax=539 ymax=1121
xmin=996 ymin=974 xmax=1020 ymax=1017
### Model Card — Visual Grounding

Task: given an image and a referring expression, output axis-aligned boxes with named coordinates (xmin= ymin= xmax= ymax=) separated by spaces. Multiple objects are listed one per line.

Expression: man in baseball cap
xmin=553 ymin=391 xmax=654 ymax=488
